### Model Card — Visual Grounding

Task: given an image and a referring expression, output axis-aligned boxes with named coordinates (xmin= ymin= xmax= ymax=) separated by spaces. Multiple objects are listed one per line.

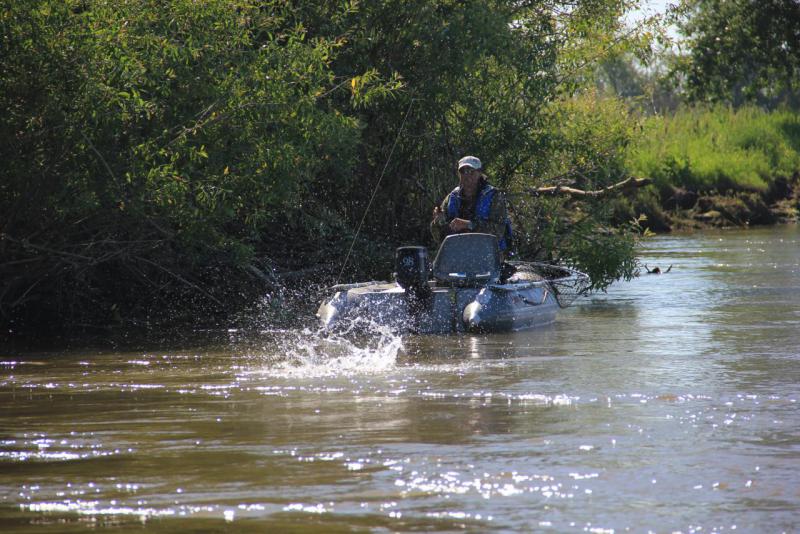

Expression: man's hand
xmin=432 ymin=206 xmax=444 ymax=223
xmin=449 ymin=218 xmax=471 ymax=232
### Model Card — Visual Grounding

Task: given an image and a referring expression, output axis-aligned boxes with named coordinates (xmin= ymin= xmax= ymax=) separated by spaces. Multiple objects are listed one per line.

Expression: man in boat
xmin=430 ymin=156 xmax=513 ymax=256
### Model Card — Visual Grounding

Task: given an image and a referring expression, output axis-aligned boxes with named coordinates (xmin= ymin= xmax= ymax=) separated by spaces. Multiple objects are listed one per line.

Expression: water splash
xmin=225 ymin=278 xmax=405 ymax=378
xmin=240 ymin=317 xmax=404 ymax=379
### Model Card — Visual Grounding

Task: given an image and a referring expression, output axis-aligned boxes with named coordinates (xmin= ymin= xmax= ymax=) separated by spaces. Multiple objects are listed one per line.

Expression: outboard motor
xmin=394 ymin=246 xmax=431 ymax=315
xmin=395 ymin=246 xmax=429 ymax=292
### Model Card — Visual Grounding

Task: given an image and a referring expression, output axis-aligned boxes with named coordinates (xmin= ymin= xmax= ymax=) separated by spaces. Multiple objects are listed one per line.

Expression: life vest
xmin=446 ymin=183 xmax=513 ymax=251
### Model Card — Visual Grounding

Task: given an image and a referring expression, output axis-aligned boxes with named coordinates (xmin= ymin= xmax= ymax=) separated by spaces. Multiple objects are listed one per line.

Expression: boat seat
xmin=432 ymin=233 xmax=501 ymax=286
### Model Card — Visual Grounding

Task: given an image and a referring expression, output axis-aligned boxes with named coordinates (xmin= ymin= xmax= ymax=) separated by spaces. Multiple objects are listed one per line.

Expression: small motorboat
xmin=317 ymin=233 xmax=589 ymax=334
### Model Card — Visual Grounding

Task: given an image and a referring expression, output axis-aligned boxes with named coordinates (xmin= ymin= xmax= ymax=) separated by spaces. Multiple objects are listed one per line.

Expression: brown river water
xmin=1 ymin=225 xmax=799 ymax=532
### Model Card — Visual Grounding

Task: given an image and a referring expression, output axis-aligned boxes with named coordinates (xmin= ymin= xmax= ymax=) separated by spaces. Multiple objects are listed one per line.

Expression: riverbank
xmin=641 ymin=175 xmax=800 ymax=233
xmin=622 ymin=105 xmax=800 ymax=233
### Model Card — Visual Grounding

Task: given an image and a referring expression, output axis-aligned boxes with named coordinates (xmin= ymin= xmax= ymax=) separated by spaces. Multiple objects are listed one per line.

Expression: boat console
xmin=431 ymin=233 xmax=501 ymax=287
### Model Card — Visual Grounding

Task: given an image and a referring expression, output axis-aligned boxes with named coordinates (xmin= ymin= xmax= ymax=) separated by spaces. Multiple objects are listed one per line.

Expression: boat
xmin=317 ymin=233 xmax=589 ymax=334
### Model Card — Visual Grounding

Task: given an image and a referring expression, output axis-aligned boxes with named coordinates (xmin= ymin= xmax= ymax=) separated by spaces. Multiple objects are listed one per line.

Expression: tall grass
xmin=627 ymin=105 xmax=800 ymax=192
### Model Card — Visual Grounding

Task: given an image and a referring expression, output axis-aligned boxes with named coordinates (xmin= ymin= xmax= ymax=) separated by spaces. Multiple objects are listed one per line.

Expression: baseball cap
xmin=457 ymin=156 xmax=482 ymax=170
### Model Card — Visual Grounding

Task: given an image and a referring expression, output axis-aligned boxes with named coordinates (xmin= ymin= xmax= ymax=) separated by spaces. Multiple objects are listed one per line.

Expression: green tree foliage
xmin=1 ymin=0 xmax=363 ymax=326
xmin=0 ymin=0 xmax=652 ymax=331
xmin=504 ymin=1 xmax=654 ymax=289
xmin=673 ymin=0 xmax=800 ymax=108
xmin=288 ymin=1 xmax=653 ymax=292
xmin=299 ymin=0 xmax=563 ymax=243
xmin=510 ymin=91 xmax=643 ymax=289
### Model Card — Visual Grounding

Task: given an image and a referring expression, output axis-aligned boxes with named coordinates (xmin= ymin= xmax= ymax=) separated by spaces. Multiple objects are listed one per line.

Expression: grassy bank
xmin=622 ymin=105 xmax=800 ymax=229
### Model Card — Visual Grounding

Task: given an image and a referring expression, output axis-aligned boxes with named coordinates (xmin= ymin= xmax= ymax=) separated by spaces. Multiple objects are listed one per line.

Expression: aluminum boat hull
xmin=317 ymin=273 xmax=561 ymax=334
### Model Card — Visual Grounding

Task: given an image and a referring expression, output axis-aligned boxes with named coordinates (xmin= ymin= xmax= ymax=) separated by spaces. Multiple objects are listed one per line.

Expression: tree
xmin=0 ymin=0 xmax=366 ymax=328
xmin=306 ymin=0 xmax=654 ymax=290
xmin=1 ymin=0 xmax=655 ymax=332
xmin=673 ymin=0 xmax=800 ymax=108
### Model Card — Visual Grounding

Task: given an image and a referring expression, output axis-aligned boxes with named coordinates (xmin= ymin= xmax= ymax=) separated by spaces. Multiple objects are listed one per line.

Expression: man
xmin=430 ymin=156 xmax=512 ymax=253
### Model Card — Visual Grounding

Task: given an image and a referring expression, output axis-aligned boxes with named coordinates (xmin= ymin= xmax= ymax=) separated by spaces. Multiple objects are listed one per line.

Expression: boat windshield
xmin=432 ymin=233 xmax=500 ymax=283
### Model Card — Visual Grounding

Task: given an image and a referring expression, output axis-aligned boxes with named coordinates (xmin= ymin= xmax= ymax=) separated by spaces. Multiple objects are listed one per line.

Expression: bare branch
xmin=135 ymin=256 xmax=224 ymax=307
xmin=511 ymin=176 xmax=652 ymax=199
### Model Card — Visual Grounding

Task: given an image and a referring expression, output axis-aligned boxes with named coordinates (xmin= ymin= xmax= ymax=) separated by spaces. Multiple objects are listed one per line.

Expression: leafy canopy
xmin=0 ymin=0 xmax=655 ymax=329
xmin=673 ymin=0 xmax=800 ymax=108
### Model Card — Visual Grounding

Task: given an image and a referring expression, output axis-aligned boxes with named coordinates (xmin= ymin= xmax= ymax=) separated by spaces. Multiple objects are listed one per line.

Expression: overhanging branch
xmin=512 ymin=176 xmax=652 ymax=199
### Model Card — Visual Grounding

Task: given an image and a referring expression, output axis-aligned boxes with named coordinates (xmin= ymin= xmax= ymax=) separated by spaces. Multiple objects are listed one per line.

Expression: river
xmin=1 ymin=225 xmax=798 ymax=532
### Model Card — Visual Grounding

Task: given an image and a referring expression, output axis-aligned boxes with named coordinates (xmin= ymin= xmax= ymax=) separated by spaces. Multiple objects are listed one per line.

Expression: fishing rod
xmin=335 ymin=98 xmax=415 ymax=286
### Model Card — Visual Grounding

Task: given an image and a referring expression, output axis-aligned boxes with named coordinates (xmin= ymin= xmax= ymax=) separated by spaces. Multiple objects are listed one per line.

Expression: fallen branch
xmin=512 ymin=176 xmax=652 ymax=199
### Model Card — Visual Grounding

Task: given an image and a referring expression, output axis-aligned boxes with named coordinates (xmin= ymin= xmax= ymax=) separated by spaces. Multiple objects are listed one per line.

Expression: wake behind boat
xmin=317 ymin=233 xmax=589 ymax=334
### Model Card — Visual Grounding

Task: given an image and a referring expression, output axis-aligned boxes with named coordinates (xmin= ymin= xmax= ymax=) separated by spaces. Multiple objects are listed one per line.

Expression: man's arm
xmin=430 ymin=196 xmax=450 ymax=244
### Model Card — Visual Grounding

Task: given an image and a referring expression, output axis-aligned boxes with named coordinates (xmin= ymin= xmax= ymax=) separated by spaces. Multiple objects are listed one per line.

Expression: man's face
xmin=458 ymin=166 xmax=480 ymax=190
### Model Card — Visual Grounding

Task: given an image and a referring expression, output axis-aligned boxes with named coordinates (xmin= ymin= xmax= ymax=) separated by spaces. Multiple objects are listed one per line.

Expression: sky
xmin=630 ymin=0 xmax=674 ymax=21
xmin=626 ymin=0 xmax=682 ymax=43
